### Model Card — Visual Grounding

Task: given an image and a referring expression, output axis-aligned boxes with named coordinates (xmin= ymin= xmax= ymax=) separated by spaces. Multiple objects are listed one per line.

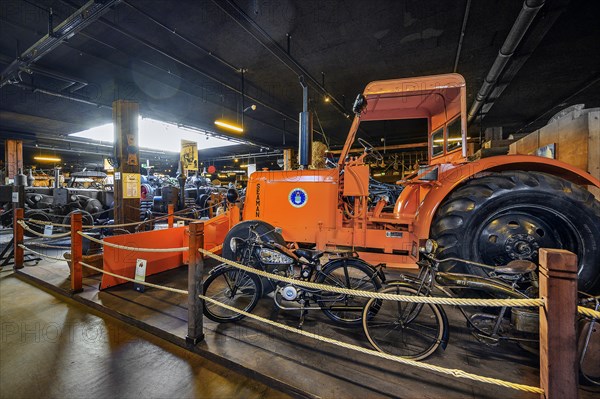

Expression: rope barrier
xmin=28 ymin=242 xmax=71 ymax=249
xmin=79 ymin=262 xmax=188 ymax=294
xmin=199 ymin=295 xmax=543 ymax=394
xmin=208 ymin=244 xmax=223 ymax=253
xmin=74 ymin=258 xmax=542 ymax=394
xmin=578 ymin=306 xmax=600 ymax=319
xmin=78 ymin=231 xmax=189 ymax=252
xmin=26 ymin=218 xmax=152 ymax=229
xmin=18 ymin=244 xmax=68 ymax=262
xmin=17 ymin=220 xmax=72 ymax=238
xmin=198 ymin=249 xmax=544 ymax=308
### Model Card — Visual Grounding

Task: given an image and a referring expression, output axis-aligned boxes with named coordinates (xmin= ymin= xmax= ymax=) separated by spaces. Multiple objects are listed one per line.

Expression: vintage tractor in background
xmin=222 ymin=73 xmax=600 ymax=294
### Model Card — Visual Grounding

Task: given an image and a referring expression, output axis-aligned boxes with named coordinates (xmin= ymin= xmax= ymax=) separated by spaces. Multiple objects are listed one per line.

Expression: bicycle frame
xmin=391 ymin=255 xmax=536 ymax=343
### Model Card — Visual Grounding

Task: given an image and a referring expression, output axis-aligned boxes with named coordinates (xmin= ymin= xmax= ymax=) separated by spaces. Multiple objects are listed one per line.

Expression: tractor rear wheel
xmin=430 ymin=171 xmax=600 ymax=294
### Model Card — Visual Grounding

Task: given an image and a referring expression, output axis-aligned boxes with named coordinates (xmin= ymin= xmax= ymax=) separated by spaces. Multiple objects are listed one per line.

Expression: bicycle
xmin=203 ymin=224 xmax=383 ymax=327
xmin=362 ymin=239 xmax=540 ymax=360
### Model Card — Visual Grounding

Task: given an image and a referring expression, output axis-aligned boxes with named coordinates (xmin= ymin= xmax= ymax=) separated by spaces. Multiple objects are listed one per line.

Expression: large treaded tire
xmin=430 ymin=171 xmax=600 ymax=294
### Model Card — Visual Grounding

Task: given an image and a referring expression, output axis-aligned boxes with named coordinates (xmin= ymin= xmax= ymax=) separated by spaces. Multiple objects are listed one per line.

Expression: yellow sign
xmin=122 ymin=173 xmax=140 ymax=198
xmin=181 ymin=140 xmax=198 ymax=171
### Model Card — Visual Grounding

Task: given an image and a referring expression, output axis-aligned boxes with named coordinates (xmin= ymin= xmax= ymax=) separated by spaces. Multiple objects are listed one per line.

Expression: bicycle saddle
xmin=494 ymin=260 xmax=537 ymax=275
xmin=294 ymin=249 xmax=324 ymax=263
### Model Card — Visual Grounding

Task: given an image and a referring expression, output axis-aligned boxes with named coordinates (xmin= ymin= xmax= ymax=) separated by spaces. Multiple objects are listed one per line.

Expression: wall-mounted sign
xmin=181 ymin=140 xmax=198 ymax=171
xmin=122 ymin=173 xmax=140 ymax=198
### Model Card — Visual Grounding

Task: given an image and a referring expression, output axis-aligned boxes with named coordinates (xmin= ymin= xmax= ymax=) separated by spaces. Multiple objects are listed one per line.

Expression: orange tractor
xmin=222 ymin=73 xmax=600 ymax=293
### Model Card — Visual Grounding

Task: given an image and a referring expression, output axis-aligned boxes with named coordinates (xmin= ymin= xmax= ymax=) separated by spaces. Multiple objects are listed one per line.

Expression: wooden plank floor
xmin=10 ymin=246 xmax=596 ymax=399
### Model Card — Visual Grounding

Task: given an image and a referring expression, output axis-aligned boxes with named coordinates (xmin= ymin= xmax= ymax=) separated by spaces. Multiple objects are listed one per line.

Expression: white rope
xmin=78 ymin=231 xmax=189 ymax=253
xmin=26 ymin=218 xmax=149 ymax=229
xmin=200 ymin=295 xmax=544 ymax=394
xmin=73 ymin=261 xmax=542 ymax=394
xmin=198 ymin=249 xmax=544 ymax=308
xmin=79 ymin=262 xmax=188 ymax=294
xmin=18 ymin=244 xmax=68 ymax=262
xmin=17 ymin=220 xmax=71 ymax=238
xmin=27 ymin=241 xmax=71 ymax=249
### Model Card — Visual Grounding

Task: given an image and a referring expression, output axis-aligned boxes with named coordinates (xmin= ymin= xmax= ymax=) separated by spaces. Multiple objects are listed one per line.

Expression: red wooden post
xmin=539 ymin=248 xmax=578 ymax=399
xmin=70 ymin=212 xmax=83 ymax=293
xmin=168 ymin=203 xmax=174 ymax=228
xmin=187 ymin=221 xmax=204 ymax=344
xmin=13 ymin=208 xmax=24 ymax=269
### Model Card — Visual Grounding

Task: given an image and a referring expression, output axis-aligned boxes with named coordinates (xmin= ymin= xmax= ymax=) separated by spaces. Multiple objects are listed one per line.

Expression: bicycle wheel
xmin=363 ymin=285 xmax=445 ymax=360
xmin=315 ymin=259 xmax=382 ymax=326
xmin=202 ymin=266 xmax=262 ymax=323
xmin=578 ymin=317 xmax=600 ymax=388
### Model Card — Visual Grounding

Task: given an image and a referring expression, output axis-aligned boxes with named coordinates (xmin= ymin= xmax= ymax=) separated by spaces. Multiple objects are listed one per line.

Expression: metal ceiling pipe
xmin=121 ymin=0 xmax=241 ymax=73
xmin=58 ymin=0 xmax=298 ymax=126
xmin=467 ymin=0 xmax=545 ymax=124
xmin=0 ymin=0 xmax=122 ymax=88
xmin=453 ymin=0 xmax=472 ymax=72
xmin=211 ymin=0 xmax=349 ymax=118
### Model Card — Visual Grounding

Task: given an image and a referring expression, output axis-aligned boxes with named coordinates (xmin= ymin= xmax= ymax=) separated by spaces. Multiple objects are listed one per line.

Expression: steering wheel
xmin=357 ymin=138 xmax=383 ymax=161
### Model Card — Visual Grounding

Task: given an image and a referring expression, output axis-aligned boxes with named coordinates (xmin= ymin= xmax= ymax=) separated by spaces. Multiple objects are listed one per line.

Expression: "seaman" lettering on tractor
xmin=255 ymin=183 xmax=261 ymax=217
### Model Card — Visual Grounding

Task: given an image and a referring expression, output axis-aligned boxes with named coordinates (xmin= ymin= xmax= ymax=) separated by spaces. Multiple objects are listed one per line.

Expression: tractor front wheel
xmin=431 ymin=171 xmax=600 ymax=294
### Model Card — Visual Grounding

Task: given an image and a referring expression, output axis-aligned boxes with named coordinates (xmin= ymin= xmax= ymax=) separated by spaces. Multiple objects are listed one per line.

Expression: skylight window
xmin=70 ymin=117 xmax=239 ymax=152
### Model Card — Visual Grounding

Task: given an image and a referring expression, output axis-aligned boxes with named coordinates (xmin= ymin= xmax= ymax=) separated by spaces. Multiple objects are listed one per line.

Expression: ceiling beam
xmin=210 ymin=0 xmax=350 ymax=119
xmin=57 ymin=0 xmax=300 ymax=127
xmin=0 ymin=0 xmax=121 ymax=87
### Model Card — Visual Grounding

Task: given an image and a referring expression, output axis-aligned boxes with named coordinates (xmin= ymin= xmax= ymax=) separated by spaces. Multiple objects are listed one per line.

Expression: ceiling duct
xmin=467 ymin=0 xmax=545 ymax=124
xmin=1 ymin=0 xmax=122 ymax=88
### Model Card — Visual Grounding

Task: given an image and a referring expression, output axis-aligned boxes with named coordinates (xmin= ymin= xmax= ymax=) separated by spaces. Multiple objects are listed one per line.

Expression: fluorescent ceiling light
xmin=34 ymin=156 xmax=61 ymax=162
xmin=214 ymin=120 xmax=244 ymax=133
xmin=70 ymin=117 xmax=239 ymax=152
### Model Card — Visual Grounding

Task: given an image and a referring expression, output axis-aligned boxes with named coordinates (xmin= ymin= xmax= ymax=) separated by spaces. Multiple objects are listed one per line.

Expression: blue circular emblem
xmin=289 ymin=188 xmax=308 ymax=208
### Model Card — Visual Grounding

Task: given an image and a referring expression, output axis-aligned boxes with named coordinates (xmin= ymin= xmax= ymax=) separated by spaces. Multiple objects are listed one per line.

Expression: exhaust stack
xmin=298 ymin=76 xmax=313 ymax=168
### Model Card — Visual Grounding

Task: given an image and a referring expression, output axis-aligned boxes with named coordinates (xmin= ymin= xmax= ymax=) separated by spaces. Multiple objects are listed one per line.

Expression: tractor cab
xmin=339 ymin=73 xmax=467 ymax=172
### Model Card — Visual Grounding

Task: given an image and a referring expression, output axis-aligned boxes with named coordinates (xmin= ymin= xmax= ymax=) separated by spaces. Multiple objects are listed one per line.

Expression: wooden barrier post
xmin=168 ymin=203 xmax=174 ymax=228
xmin=70 ymin=212 xmax=83 ymax=293
xmin=539 ymin=248 xmax=578 ymax=399
xmin=187 ymin=221 xmax=204 ymax=344
xmin=13 ymin=208 xmax=24 ymax=269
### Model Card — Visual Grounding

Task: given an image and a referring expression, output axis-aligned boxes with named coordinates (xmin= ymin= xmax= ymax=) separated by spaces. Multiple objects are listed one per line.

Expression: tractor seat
xmin=294 ymin=249 xmax=324 ymax=263
xmin=495 ymin=260 xmax=537 ymax=275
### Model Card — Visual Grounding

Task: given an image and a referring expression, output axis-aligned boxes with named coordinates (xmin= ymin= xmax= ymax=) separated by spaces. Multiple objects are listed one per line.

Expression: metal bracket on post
xmin=70 ymin=212 xmax=83 ymax=294
xmin=13 ymin=208 xmax=24 ymax=269
xmin=538 ymin=248 xmax=578 ymax=399
xmin=187 ymin=222 xmax=205 ymax=345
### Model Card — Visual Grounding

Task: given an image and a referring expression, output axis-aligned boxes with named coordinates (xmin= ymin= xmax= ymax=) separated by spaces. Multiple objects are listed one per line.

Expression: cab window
xmin=446 ymin=117 xmax=462 ymax=152
xmin=431 ymin=127 xmax=444 ymax=158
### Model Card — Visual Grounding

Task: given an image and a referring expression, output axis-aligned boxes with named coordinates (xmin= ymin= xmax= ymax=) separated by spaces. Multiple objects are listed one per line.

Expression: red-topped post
xmin=70 ymin=212 xmax=83 ymax=293
xmin=13 ymin=208 xmax=24 ymax=269
xmin=538 ymin=248 xmax=578 ymax=399
xmin=168 ymin=203 xmax=174 ymax=228
xmin=187 ymin=221 xmax=204 ymax=344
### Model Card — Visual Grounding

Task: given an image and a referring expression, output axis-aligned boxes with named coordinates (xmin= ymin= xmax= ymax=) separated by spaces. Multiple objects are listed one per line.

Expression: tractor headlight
xmin=230 ymin=237 xmax=240 ymax=253
xmin=424 ymin=239 xmax=438 ymax=254
xmin=258 ymin=248 xmax=294 ymax=265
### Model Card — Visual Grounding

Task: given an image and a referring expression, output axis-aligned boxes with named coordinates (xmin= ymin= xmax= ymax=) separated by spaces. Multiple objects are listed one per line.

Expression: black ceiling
xmin=1 ymin=0 xmax=599 ymax=168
